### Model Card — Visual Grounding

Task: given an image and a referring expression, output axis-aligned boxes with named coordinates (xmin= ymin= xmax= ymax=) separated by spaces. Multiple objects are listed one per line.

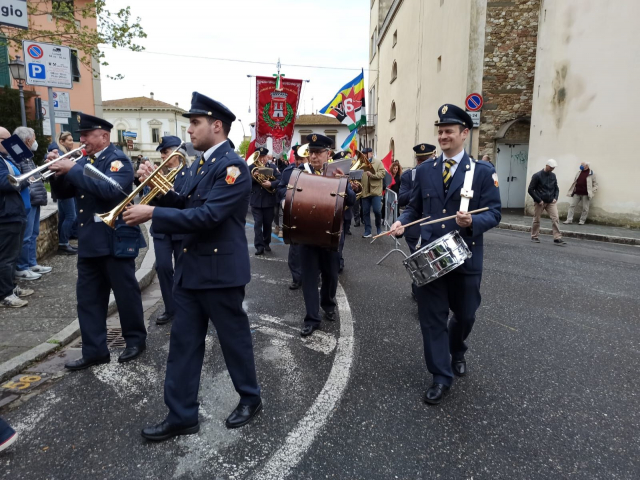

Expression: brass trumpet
xmin=247 ymin=151 xmax=276 ymax=193
xmin=8 ymin=145 xmax=86 ymax=187
xmin=97 ymin=143 xmax=187 ymax=228
xmin=349 ymin=150 xmax=373 ymax=200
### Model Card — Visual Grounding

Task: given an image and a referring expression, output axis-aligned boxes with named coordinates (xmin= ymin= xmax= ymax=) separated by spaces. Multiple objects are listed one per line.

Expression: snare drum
xmin=402 ymin=231 xmax=472 ymax=286
xmin=283 ymin=169 xmax=348 ymax=251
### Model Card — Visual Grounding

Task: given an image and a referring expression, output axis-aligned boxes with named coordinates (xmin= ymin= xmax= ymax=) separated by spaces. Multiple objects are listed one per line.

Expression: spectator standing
xmin=389 ymin=161 xmax=402 ymax=195
xmin=528 ymin=159 xmax=566 ymax=245
xmin=360 ymin=147 xmax=386 ymax=238
xmin=482 ymin=154 xmax=492 ymax=165
xmin=53 ymin=132 xmax=79 ymax=255
xmin=14 ymin=127 xmax=52 ymax=280
xmin=564 ymin=162 xmax=598 ymax=225
xmin=0 ymin=126 xmax=32 ymax=308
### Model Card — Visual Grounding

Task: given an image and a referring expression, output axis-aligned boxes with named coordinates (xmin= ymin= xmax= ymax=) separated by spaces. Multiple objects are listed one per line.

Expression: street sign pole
xmin=48 ymin=87 xmax=56 ymax=141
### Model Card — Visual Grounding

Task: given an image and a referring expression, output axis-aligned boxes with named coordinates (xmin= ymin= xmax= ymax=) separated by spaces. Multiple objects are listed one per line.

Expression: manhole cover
xmin=76 ymin=328 xmax=126 ymax=349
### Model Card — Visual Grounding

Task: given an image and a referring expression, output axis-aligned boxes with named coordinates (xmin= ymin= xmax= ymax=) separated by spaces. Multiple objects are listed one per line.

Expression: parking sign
xmin=22 ymin=41 xmax=73 ymax=89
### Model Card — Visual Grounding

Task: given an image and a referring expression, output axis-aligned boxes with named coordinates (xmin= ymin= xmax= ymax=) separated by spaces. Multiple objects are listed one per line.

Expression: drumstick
xmin=371 ymin=217 xmax=431 ymax=240
xmin=419 ymin=207 xmax=489 ymax=226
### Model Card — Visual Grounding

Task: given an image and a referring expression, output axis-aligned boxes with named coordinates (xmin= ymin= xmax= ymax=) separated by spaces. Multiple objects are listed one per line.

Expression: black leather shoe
xmin=324 ymin=310 xmax=336 ymax=321
xmin=255 ymin=248 xmax=264 ymax=256
xmin=65 ymin=355 xmax=110 ymax=371
xmin=264 ymin=245 xmax=271 ymax=252
xmin=225 ymin=401 xmax=263 ymax=429
xmin=141 ymin=420 xmax=200 ymax=442
xmin=452 ymin=359 xmax=467 ymax=377
xmin=156 ymin=312 xmax=173 ymax=325
xmin=300 ymin=324 xmax=319 ymax=337
xmin=289 ymin=282 xmax=301 ymax=290
xmin=57 ymin=244 xmax=78 ymax=255
xmin=118 ymin=344 xmax=146 ymax=363
xmin=424 ymin=383 xmax=450 ymax=405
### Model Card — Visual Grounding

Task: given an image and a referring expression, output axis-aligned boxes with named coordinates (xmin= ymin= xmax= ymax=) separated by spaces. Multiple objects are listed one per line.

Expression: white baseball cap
xmin=546 ymin=159 xmax=558 ymax=168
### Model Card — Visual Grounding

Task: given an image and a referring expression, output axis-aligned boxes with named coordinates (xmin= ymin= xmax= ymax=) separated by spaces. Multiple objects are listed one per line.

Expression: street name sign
xmin=467 ymin=111 xmax=481 ymax=128
xmin=0 ymin=0 xmax=27 ymax=29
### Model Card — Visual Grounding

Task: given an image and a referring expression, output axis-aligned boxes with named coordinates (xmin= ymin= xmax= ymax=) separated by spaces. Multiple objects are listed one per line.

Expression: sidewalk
xmin=0 ymin=222 xmax=155 ymax=383
xmin=499 ymin=210 xmax=640 ymax=246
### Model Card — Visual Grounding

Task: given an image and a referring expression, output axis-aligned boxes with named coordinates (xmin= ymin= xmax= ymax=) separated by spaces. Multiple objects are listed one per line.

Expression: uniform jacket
xmin=17 ymin=157 xmax=48 ymax=206
xmin=150 ymin=166 xmax=189 ymax=241
xmin=360 ymin=158 xmax=386 ymax=198
xmin=398 ymin=163 xmax=427 ymax=240
xmin=151 ymin=140 xmax=251 ymax=290
xmin=276 ymin=163 xmax=296 ymax=204
xmin=250 ymin=161 xmax=281 ymax=208
xmin=0 ymin=155 xmax=27 ymax=224
xmin=566 ymin=169 xmax=598 ymax=198
xmin=398 ymin=152 xmax=502 ymax=274
xmin=50 ymin=144 xmax=145 ymax=258
xmin=528 ymin=169 xmax=559 ymax=204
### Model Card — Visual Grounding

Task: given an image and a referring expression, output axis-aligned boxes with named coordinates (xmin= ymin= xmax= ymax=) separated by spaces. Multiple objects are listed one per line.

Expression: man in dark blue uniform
xmin=277 ymin=145 xmax=305 ymax=290
xmin=123 ymin=92 xmax=261 ymax=441
xmin=149 ymin=136 xmax=189 ymax=325
xmin=390 ymin=104 xmax=501 ymax=405
xmin=398 ymin=143 xmax=437 ymax=299
xmin=47 ymin=113 xmax=147 ymax=370
xmin=332 ymin=150 xmax=352 ymax=273
xmin=250 ymin=147 xmax=281 ymax=255
xmin=299 ymin=134 xmax=357 ymax=337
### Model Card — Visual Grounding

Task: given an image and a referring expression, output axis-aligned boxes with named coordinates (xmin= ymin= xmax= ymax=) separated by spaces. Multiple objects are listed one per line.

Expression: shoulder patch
xmin=110 ymin=160 xmax=124 ymax=172
xmin=492 ymin=172 xmax=499 ymax=187
xmin=225 ymin=166 xmax=241 ymax=184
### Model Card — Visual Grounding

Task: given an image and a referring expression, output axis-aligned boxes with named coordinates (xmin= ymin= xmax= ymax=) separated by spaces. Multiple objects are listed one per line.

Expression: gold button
xmin=214 ymin=248 xmax=218 ymax=253
xmin=201 ymin=171 xmax=205 ymax=175
xmin=183 ymin=248 xmax=187 ymax=253
xmin=442 ymin=224 xmax=445 ymax=229
xmin=79 ymin=209 xmax=83 ymax=213
xmin=188 ymin=195 xmax=191 ymax=198
xmin=442 ymin=209 xmax=446 ymax=214
xmin=472 ymin=242 xmax=476 ymax=246
xmin=80 ymin=195 xmax=84 ymax=199
xmin=80 ymin=223 xmax=84 ymax=227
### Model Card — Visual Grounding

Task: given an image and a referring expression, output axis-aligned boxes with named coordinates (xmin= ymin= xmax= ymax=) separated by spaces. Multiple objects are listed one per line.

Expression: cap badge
xmin=442 ymin=105 xmax=448 ymax=115
xmin=225 ymin=166 xmax=241 ymax=185
xmin=77 ymin=114 xmax=81 ymax=123
xmin=312 ymin=135 xmax=317 ymax=142
xmin=420 ymin=145 xmax=426 ymax=151
xmin=207 ymin=111 xmax=212 ymax=116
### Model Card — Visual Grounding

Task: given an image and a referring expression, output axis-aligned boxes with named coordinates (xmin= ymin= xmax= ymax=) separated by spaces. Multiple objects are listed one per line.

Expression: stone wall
xmin=37 ymin=210 xmax=58 ymax=261
xmin=479 ymin=0 xmax=541 ymax=156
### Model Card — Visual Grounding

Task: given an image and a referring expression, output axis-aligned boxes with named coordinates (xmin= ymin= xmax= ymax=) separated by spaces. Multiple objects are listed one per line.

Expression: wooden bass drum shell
xmin=283 ymin=169 xmax=347 ymax=251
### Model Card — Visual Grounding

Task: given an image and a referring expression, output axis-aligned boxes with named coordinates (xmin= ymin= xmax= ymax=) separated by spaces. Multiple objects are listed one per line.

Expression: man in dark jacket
xmin=528 ymin=159 xmax=566 ymax=245
xmin=0 ymin=126 xmax=31 ymax=308
xmin=250 ymin=147 xmax=281 ymax=255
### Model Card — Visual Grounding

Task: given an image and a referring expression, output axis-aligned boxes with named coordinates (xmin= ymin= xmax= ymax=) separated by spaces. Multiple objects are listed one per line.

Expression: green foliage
xmin=0 ymin=87 xmax=49 ymax=164
xmin=238 ymin=139 xmax=250 ymax=157
xmin=0 ymin=0 xmax=146 ymax=80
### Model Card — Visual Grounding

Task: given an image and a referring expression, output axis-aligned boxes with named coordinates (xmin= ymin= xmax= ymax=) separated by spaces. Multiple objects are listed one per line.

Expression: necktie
xmin=443 ymin=159 xmax=456 ymax=189
xmin=88 ymin=155 xmax=96 ymax=164
xmin=196 ymin=155 xmax=205 ymax=175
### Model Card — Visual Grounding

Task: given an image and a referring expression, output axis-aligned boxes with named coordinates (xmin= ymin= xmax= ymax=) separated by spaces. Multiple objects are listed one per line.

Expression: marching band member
xmin=47 ymin=113 xmax=147 ymax=370
xmin=299 ymin=135 xmax=358 ymax=337
xmin=250 ymin=147 xmax=281 ymax=256
xmin=332 ymin=150 xmax=351 ymax=273
xmin=277 ymin=145 xmax=304 ymax=289
xmin=389 ymin=104 xmax=501 ymax=405
xmin=124 ymin=92 xmax=262 ymax=440
xmin=149 ymin=136 xmax=189 ymax=325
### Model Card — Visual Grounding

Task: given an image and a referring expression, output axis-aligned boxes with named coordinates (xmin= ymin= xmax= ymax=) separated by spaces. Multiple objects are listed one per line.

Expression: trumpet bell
xmin=246 ymin=151 xmax=261 ymax=167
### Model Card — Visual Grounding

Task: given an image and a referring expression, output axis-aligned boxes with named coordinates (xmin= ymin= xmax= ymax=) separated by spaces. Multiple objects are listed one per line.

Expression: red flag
xmin=380 ymin=150 xmax=395 ymax=189
xmin=245 ymin=124 xmax=256 ymax=160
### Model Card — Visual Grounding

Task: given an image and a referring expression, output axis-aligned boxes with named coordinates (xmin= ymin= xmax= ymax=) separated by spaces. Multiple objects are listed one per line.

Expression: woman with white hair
xmin=564 ymin=161 xmax=598 ymax=225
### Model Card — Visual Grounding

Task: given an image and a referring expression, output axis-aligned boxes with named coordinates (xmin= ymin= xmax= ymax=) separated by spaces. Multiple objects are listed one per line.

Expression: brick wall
xmin=37 ymin=210 xmax=58 ymax=261
xmin=480 ymin=0 xmax=541 ymax=156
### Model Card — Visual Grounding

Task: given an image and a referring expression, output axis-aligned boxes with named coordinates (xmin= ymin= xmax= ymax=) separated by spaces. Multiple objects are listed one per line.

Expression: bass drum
xmin=283 ymin=169 xmax=348 ymax=251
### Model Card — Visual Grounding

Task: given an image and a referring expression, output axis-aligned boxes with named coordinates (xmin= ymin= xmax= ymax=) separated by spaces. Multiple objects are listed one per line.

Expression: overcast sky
xmin=100 ymin=0 xmax=370 ymax=147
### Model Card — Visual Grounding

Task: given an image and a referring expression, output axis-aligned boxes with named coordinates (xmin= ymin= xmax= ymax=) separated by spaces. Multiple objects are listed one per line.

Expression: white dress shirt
xmin=201 ymin=140 xmax=227 ymax=162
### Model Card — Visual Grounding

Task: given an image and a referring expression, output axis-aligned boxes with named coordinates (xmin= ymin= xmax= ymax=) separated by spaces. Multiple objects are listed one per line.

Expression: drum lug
xmin=325 ymin=231 xmax=341 ymax=236
xmin=330 ymin=191 xmax=347 ymax=198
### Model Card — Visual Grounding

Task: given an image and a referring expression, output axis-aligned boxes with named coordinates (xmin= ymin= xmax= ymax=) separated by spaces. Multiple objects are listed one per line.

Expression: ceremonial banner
xmin=255 ymin=75 xmax=303 ymax=155
xmin=320 ymin=70 xmax=366 ymax=132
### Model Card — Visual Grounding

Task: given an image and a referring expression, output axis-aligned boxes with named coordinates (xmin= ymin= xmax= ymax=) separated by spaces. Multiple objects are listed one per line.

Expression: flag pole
xmin=363 ymin=69 xmax=369 ymax=151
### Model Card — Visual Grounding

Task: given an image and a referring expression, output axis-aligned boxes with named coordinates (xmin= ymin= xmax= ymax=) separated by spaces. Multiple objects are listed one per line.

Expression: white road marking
xmin=252 ymin=282 xmax=355 ymax=480
xmin=253 ymin=256 xmax=287 ymax=263
xmin=255 ymin=315 xmax=337 ymax=355
xmin=251 ymin=273 xmax=290 ymax=285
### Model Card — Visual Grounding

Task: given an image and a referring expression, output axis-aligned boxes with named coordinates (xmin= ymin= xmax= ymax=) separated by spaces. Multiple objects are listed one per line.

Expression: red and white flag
xmin=245 ymin=124 xmax=256 ymax=160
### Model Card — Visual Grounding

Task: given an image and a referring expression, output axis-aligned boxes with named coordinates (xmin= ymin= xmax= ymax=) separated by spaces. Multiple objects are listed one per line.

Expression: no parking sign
xmin=465 ymin=93 xmax=483 ymax=112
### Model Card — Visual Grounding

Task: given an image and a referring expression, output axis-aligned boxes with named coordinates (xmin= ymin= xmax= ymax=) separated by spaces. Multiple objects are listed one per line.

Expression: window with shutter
xmin=0 ymin=36 xmax=10 ymax=87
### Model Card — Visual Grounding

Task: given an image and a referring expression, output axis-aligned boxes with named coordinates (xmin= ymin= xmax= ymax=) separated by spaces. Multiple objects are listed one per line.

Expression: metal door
xmin=496 ymin=144 xmax=528 ymax=208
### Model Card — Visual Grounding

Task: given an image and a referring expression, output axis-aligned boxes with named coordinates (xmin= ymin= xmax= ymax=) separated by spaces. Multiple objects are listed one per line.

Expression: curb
xmin=497 ymin=222 xmax=640 ymax=246
xmin=0 ymin=222 xmax=156 ymax=383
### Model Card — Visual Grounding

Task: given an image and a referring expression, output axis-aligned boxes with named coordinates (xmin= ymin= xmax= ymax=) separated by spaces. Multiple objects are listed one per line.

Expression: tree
xmin=0 ymin=0 xmax=146 ymax=80
xmin=238 ymin=139 xmax=250 ymax=158
xmin=0 ymin=87 xmax=49 ymax=164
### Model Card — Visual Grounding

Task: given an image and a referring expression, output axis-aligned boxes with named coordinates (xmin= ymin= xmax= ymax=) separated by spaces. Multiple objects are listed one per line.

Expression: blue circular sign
xmin=27 ymin=45 xmax=44 ymax=59
xmin=465 ymin=93 xmax=483 ymax=112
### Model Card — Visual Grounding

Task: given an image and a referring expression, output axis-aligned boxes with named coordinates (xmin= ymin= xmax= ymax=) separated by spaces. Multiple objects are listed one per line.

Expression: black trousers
xmin=0 ymin=221 xmax=24 ymax=299
xmin=251 ymin=206 xmax=274 ymax=249
xmin=288 ymin=244 xmax=302 ymax=285
xmin=153 ymin=236 xmax=182 ymax=316
xmin=405 ymin=230 xmax=420 ymax=297
xmin=416 ymin=272 xmax=482 ymax=386
xmin=300 ymin=245 xmax=339 ymax=326
xmin=352 ymin=199 xmax=362 ymax=223
xmin=76 ymin=256 xmax=146 ymax=359
xmin=338 ymin=228 xmax=346 ymax=271
xmin=164 ymin=285 xmax=261 ymax=426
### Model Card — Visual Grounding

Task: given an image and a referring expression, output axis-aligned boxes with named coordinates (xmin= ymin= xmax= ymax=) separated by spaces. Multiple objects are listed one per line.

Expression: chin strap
xmin=459 ymin=160 xmax=476 ymax=213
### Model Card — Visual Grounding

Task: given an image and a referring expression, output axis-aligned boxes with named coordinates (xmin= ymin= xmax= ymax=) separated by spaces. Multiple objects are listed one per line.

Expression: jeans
xmin=362 ymin=195 xmax=382 ymax=235
xmin=17 ymin=206 xmax=40 ymax=271
xmin=0 ymin=222 xmax=25 ymax=299
xmin=58 ymin=197 xmax=77 ymax=245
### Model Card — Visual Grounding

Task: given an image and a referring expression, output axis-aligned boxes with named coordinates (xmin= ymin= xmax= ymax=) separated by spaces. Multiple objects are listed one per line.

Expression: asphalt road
xmin=1 ymin=223 xmax=639 ymax=480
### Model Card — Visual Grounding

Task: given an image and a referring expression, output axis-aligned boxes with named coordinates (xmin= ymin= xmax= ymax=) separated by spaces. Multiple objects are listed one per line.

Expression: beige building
xmin=367 ymin=0 xmax=639 ymax=225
